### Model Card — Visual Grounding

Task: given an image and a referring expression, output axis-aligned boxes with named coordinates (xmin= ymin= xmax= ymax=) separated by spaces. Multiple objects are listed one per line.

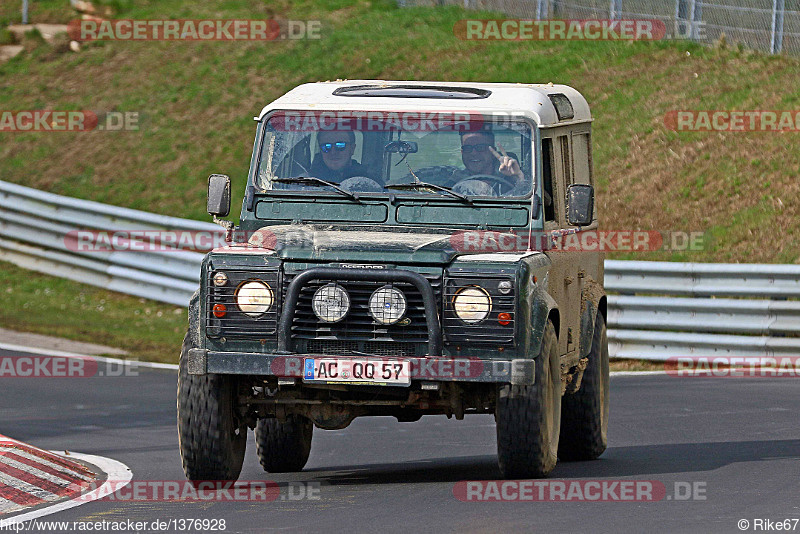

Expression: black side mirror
xmin=566 ymin=183 xmax=594 ymax=226
xmin=207 ymin=174 xmax=231 ymax=217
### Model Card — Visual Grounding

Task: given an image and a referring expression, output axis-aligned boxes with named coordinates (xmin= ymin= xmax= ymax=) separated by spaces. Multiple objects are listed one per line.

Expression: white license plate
xmin=303 ymin=358 xmax=410 ymax=386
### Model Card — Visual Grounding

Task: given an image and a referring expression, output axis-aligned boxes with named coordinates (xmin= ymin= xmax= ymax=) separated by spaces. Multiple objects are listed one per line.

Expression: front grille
xmin=206 ymin=269 xmax=280 ymax=337
xmin=283 ymin=269 xmax=441 ymax=356
xmin=305 ymin=340 xmax=417 ymax=358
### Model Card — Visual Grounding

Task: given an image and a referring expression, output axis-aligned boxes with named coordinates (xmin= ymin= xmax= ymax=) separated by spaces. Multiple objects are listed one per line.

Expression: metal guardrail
xmin=1 ymin=180 xmax=798 ymax=360
xmin=606 ymin=260 xmax=800 ymax=360
xmin=0 ymin=180 xmax=221 ymax=307
xmin=605 ymin=259 xmax=800 ymax=298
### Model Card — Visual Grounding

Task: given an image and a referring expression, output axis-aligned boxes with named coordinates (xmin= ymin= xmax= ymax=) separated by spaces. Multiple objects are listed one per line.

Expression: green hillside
xmin=1 ymin=0 xmax=798 ymax=363
xmin=3 ymin=0 xmax=800 ymax=262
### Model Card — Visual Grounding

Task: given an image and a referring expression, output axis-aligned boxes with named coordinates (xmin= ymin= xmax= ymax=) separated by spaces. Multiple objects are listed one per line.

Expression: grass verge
xmin=0 ymin=260 xmax=185 ymax=363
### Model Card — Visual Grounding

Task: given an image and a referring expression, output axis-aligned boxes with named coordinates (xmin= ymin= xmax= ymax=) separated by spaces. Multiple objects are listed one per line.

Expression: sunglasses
xmin=461 ymin=143 xmax=493 ymax=153
xmin=320 ymin=142 xmax=350 ymax=153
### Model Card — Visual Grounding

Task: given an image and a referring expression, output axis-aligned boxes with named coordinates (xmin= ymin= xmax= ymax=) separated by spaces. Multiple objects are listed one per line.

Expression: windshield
xmin=255 ymin=111 xmax=534 ymax=199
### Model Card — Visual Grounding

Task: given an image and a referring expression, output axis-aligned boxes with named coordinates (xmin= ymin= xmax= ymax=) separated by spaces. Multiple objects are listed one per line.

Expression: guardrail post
xmin=693 ymin=0 xmax=703 ymax=40
xmin=770 ymin=0 xmax=785 ymax=54
xmin=609 ymin=0 xmax=621 ymax=20
xmin=689 ymin=0 xmax=696 ymax=39
xmin=675 ymin=0 xmax=690 ymax=38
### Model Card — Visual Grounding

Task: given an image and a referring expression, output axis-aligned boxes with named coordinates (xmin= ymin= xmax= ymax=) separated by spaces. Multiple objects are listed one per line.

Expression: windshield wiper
xmin=272 ymin=177 xmax=361 ymax=202
xmin=385 ymin=181 xmax=472 ymax=204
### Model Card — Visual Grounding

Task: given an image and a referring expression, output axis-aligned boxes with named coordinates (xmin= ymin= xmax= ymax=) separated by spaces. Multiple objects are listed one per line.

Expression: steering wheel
xmin=457 ymin=174 xmax=518 ymax=195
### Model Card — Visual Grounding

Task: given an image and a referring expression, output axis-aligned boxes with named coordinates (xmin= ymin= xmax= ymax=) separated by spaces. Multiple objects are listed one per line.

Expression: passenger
xmin=450 ymin=130 xmax=527 ymax=196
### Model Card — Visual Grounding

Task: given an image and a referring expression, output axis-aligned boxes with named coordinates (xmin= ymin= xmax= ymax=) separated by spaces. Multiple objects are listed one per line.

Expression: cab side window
xmin=571 ymin=132 xmax=595 ymax=223
xmin=542 ymin=138 xmax=556 ymax=222
xmin=552 ymin=134 xmax=572 ymax=228
xmin=559 ymin=135 xmax=572 ymax=187
xmin=572 ymin=132 xmax=592 ymax=186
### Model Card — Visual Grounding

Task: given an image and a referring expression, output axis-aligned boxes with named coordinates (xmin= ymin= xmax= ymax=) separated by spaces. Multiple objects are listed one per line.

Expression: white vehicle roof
xmin=256 ymin=80 xmax=591 ymax=127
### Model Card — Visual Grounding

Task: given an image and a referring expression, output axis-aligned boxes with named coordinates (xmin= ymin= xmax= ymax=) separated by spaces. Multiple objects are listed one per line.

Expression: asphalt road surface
xmin=1 ymin=347 xmax=799 ymax=533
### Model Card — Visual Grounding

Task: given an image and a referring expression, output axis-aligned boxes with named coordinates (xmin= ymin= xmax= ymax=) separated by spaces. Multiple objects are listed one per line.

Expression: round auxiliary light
xmin=312 ymin=283 xmax=350 ymax=323
xmin=235 ymin=280 xmax=274 ymax=317
xmin=212 ymin=271 xmax=228 ymax=287
xmin=368 ymin=286 xmax=407 ymax=325
xmin=453 ymin=286 xmax=492 ymax=324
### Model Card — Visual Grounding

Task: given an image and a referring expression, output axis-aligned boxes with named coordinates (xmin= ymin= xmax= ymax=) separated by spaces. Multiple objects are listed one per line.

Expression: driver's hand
xmin=489 ymin=144 xmax=523 ymax=180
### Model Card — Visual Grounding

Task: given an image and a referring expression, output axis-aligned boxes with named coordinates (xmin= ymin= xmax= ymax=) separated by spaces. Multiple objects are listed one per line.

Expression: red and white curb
xmin=0 ymin=435 xmax=131 ymax=525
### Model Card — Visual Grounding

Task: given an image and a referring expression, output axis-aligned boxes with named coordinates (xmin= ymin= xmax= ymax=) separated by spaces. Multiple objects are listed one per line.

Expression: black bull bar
xmin=277 ymin=267 xmax=443 ymax=356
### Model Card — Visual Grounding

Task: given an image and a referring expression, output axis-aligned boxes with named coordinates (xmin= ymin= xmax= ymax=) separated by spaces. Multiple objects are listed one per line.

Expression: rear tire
xmin=177 ymin=336 xmax=246 ymax=482
xmin=558 ymin=313 xmax=610 ymax=461
xmin=496 ymin=320 xmax=561 ymax=478
xmin=255 ymin=416 xmax=313 ymax=473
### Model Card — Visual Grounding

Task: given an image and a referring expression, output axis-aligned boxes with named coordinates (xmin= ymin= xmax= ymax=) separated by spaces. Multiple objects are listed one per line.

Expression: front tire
xmin=255 ymin=416 xmax=313 ymax=473
xmin=177 ymin=336 xmax=246 ymax=482
xmin=496 ymin=320 xmax=561 ymax=478
xmin=558 ymin=313 xmax=610 ymax=461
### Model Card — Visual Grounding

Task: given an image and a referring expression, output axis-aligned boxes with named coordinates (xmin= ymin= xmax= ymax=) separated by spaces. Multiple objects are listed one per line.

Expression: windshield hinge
xmin=246 ymin=185 xmax=256 ymax=211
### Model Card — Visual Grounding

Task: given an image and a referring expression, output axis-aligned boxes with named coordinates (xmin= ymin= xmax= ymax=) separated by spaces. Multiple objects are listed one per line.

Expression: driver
xmin=309 ymin=130 xmax=371 ymax=182
xmin=449 ymin=130 xmax=527 ymax=196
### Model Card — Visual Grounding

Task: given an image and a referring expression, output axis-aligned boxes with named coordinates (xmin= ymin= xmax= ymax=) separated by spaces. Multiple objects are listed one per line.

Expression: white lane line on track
xmin=0 ymin=342 xmax=178 ymax=370
xmin=0 ymin=452 xmax=132 ymax=527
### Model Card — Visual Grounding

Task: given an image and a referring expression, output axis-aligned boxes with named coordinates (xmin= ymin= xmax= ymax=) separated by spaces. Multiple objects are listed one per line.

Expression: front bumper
xmin=187 ymin=349 xmax=535 ymax=386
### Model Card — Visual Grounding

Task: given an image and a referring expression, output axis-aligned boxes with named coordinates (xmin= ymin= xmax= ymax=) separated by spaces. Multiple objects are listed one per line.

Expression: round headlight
xmin=368 ymin=286 xmax=407 ymax=325
xmin=312 ymin=283 xmax=350 ymax=323
xmin=453 ymin=286 xmax=492 ymax=324
xmin=235 ymin=280 xmax=274 ymax=317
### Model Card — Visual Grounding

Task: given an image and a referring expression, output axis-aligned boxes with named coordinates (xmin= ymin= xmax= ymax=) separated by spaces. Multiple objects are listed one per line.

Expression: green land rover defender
xmin=178 ymin=81 xmax=609 ymax=481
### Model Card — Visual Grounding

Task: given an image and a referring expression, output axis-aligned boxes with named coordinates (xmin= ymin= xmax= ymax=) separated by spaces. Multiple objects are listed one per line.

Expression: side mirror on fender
xmin=566 ymin=183 xmax=594 ymax=226
xmin=207 ymin=174 xmax=231 ymax=217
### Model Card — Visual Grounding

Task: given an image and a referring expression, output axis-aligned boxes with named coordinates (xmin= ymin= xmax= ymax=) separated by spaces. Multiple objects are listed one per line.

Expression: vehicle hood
xmin=246 ymin=225 xmax=461 ymax=264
